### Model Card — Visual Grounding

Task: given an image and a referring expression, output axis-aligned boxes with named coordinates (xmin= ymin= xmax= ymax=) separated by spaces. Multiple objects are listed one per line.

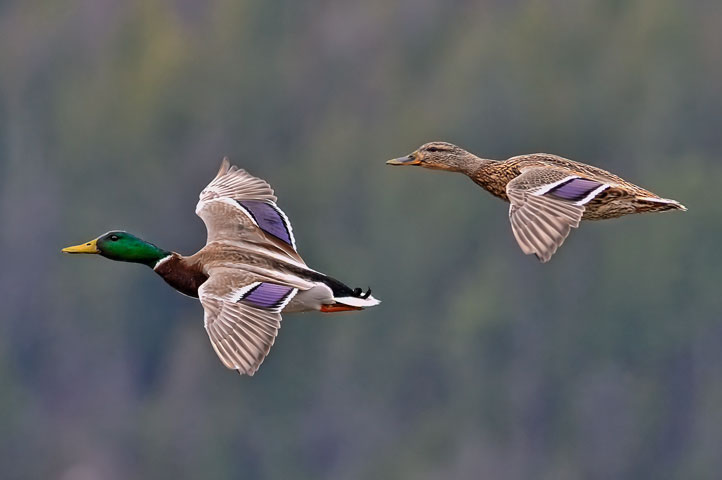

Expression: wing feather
xmin=196 ymin=158 xmax=305 ymax=265
xmin=196 ymin=159 xmax=304 ymax=264
xmin=507 ymin=168 xmax=593 ymax=262
xmin=198 ymin=268 xmax=301 ymax=376
xmin=199 ymin=157 xmax=277 ymax=204
xmin=200 ymin=295 xmax=282 ymax=375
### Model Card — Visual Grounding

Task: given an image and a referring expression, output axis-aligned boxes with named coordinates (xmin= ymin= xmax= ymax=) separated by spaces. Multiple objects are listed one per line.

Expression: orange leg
xmin=320 ymin=304 xmax=363 ymax=313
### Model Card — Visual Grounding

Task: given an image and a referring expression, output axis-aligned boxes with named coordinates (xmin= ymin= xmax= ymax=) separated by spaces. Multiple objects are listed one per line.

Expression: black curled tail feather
xmin=287 ymin=265 xmax=373 ymax=300
xmin=306 ymin=271 xmax=371 ymax=299
xmin=351 ymin=287 xmax=373 ymax=299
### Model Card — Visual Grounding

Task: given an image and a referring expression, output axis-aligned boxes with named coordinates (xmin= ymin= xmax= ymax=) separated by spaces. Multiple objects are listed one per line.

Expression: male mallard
xmin=387 ymin=142 xmax=686 ymax=262
xmin=63 ymin=158 xmax=380 ymax=375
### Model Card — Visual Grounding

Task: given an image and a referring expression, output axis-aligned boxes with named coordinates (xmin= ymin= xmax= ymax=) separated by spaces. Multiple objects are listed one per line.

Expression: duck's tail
xmin=635 ymin=196 xmax=687 ymax=213
xmin=317 ymin=274 xmax=381 ymax=313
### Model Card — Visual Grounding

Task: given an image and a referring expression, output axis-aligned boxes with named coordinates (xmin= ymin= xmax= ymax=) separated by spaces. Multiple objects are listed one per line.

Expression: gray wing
xmin=195 ymin=158 xmax=303 ymax=264
xmin=506 ymin=168 xmax=608 ymax=262
xmin=199 ymin=157 xmax=277 ymax=204
xmin=198 ymin=268 xmax=300 ymax=376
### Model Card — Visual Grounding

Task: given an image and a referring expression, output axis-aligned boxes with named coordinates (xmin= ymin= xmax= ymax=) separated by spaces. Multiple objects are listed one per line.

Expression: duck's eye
xmin=110 ymin=235 xmax=119 ymax=241
xmin=427 ymin=147 xmax=440 ymax=153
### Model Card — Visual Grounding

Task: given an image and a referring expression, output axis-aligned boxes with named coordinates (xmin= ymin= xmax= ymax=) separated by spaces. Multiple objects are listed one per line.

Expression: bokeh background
xmin=2 ymin=1 xmax=721 ymax=479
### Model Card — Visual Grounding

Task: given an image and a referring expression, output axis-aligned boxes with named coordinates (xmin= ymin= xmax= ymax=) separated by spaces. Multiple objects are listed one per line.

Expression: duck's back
xmin=507 ymin=153 xmax=648 ymax=190
xmin=471 ymin=153 xmax=642 ymax=201
xmin=514 ymin=154 xmax=682 ymax=219
xmin=472 ymin=153 xmax=676 ymax=220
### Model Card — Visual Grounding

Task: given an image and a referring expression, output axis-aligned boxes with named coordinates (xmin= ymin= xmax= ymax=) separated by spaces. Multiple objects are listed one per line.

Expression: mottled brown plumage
xmin=387 ymin=142 xmax=686 ymax=262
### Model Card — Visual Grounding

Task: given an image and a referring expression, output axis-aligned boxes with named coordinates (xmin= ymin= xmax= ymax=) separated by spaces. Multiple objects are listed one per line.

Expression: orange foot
xmin=320 ymin=304 xmax=364 ymax=313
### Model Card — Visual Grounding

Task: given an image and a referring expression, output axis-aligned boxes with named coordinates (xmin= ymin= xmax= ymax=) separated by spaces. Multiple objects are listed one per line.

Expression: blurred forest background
xmin=1 ymin=1 xmax=721 ymax=479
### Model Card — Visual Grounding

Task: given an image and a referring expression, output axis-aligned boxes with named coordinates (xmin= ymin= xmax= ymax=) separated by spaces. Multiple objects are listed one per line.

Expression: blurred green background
xmin=1 ymin=1 xmax=720 ymax=479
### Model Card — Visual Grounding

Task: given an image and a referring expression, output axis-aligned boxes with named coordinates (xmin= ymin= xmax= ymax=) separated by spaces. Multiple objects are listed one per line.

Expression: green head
xmin=62 ymin=231 xmax=171 ymax=267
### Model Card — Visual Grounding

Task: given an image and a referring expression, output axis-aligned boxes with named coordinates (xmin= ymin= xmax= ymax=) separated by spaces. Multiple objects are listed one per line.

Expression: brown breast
xmin=153 ymin=254 xmax=208 ymax=298
xmin=470 ymin=160 xmax=527 ymax=201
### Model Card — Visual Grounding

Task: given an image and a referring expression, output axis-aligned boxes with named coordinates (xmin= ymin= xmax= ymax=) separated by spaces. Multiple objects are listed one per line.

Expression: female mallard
xmin=387 ymin=142 xmax=686 ymax=262
xmin=63 ymin=158 xmax=380 ymax=375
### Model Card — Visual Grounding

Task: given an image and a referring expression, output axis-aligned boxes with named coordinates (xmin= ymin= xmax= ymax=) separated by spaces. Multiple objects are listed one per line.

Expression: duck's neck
xmin=455 ymin=153 xmax=495 ymax=177
xmin=146 ymin=250 xmax=174 ymax=269
xmin=468 ymin=157 xmax=517 ymax=200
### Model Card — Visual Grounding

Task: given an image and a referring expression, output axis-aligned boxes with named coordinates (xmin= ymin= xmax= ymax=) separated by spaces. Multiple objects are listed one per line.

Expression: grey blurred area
xmin=1 ymin=1 xmax=720 ymax=478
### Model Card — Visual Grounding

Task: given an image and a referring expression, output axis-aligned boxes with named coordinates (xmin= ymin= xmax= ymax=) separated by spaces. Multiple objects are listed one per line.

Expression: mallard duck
xmin=63 ymin=158 xmax=380 ymax=375
xmin=387 ymin=142 xmax=686 ymax=262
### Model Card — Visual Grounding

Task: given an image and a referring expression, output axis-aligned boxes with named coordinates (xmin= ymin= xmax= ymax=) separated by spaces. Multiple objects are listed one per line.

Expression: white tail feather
xmin=334 ymin=295 xmax=381 ymax=308
xmin=638 ymin=196 xmax=687 ymax=211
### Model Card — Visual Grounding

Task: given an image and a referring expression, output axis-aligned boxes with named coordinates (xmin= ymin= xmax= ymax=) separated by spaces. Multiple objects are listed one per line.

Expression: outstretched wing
xmin=198 ymin=267 xmax=301 ymax=376
xmin=506 ymin=168 xmax=610 ymax=262
xmin=195 ymin=158 xmax=302 ymax=263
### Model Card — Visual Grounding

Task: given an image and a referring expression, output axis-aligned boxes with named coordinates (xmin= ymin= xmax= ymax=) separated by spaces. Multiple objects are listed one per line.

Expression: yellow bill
xmin=62 ymin=238 xmax=100 ymax=254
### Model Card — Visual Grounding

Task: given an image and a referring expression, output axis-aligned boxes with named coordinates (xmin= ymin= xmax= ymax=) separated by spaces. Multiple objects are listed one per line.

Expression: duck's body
xmin=153 ymin=244 xmax=369 ymax=310
xmin=388 ymin=142 xmax=686 ymax=262
xmin=471 ymin=153 xmax=681 ymax=220
xmin=63 ymin=158 xmax=379 ymax=375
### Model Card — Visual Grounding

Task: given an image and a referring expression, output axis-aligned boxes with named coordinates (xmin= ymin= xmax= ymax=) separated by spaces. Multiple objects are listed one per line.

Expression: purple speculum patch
xmin=238 ymin=200 xmax=293 ymax=246
xmin=548 ymin=178 xmax=602 ymax=202
xmin=241 ymin=283 xmax=295 ymax=310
